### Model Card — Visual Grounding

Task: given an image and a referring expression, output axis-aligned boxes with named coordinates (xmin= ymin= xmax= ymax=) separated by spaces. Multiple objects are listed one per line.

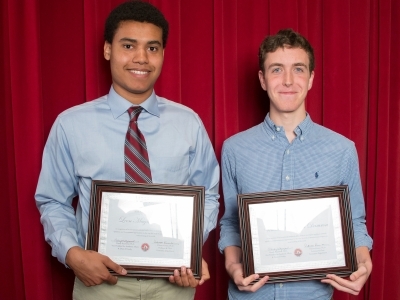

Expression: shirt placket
xmin=277 ymin=127 xmax=293 ymax=190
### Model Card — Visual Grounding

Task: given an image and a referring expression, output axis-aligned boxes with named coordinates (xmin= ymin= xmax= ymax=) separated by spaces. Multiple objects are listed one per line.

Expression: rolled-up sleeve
xmin=218 ymin=142 xmax=241 ymax=252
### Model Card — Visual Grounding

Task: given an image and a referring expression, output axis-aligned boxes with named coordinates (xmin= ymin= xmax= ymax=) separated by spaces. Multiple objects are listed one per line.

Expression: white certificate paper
xmin=98 ymin=192 xmax=194 ymax=268
xmin=249 ymin=197 xmax=346 ymax=273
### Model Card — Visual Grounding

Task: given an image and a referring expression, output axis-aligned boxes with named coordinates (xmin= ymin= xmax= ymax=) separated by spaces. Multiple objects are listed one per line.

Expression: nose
xmin=283 ymin=71 xmax=293 ymax=87
xmin=133 ymin=48 xmax=148 ymax=64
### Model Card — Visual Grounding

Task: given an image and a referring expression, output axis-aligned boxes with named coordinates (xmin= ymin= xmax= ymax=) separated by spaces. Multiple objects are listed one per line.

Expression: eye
xmin=294 ymin=67 xmax=305 ymax=73
xmin=271 ymin=67 xmax=281 ymax=73
xmin=123 ymin=44 xmax=133 ymax=49
xmin=148 ymin=46 xmax=158 ymax=52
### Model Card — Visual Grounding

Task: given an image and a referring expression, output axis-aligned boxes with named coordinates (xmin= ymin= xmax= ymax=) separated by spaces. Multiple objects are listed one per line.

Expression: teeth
xmin=130 ymin=70 xmax=148 ymax=75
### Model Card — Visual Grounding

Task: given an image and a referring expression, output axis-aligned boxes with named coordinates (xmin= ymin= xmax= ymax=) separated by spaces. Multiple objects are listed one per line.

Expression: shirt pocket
xmin=150 ymin=155 xmax=190 ymax=185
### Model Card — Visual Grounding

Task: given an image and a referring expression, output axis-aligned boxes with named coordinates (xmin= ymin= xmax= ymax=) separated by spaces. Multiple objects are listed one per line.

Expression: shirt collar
xmin=107 ymin=86 xmax=160 ymax=119
xmin=264 ymin=112 xmax=313 ymax=138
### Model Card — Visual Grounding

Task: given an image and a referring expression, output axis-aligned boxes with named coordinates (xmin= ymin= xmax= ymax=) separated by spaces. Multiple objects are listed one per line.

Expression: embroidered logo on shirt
xmin=315 ymin=172 xmax=319 ymax=179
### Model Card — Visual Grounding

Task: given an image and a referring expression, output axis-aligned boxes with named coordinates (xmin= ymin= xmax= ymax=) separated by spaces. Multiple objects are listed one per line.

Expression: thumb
xmin=102 ymin=259 xmax=127 ymax=285
xmin=104 ymin=257 xmax=127 ymax=276
xmin=105 ymin=259 xmax=128 ymax=275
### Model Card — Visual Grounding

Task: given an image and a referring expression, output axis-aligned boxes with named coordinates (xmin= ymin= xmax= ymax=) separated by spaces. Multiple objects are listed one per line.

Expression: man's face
xmin=104 ymin=21 xmax=164 ymax=104
xmin=258 ymin=47 xmax=314 ymax=117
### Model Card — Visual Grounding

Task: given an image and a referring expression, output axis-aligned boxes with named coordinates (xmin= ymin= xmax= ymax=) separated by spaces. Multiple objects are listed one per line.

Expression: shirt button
xmin=272 ymin=135 xmax=275 ymax=140
xmin=300 ymin=136 xmax=304 ymax=141
xmin=280 ymin=283 xmax=283 ymax=288
xmin=286 ymin=150 xmax=290 ymax=155
xmin=276 ymin=127 xmax=281 ymax=132
xmin=285 ymin=175 xmax=290 ymax=181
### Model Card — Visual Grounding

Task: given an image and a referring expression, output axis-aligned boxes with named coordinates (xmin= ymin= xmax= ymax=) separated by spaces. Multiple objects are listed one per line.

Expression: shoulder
xmin=157 ymin=96 xmax=197 ymax=114
xmin=156 ymin=96 xmax=204 ymax=126
xmin=223 ymin=123 xmax=264 ymax=149
xmin=311 ymin=122 xmax=355 ymax=149
xmin=57 ymin=95 xmax=108 ymax=123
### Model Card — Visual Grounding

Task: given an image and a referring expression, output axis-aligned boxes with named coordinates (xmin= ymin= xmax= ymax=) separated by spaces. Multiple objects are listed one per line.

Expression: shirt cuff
xmin=354 ymin=232 xmax=373 ymax=250
xmin=218 ymin=232 xmax=242 ymax=253
xmin=56 ymin=232 xmax=82 ymax=266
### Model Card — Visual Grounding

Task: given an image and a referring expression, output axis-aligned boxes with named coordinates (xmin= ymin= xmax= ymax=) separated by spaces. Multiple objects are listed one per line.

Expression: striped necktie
xmin=124 ymin=107 xmax=152 ymax=183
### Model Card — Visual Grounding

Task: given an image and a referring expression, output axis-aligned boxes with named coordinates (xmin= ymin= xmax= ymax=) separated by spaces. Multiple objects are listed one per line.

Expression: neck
xmin=112 ymin=84 xmax=153 ymax=105
xmin=269 ymin=111 xmax=306 ymax=143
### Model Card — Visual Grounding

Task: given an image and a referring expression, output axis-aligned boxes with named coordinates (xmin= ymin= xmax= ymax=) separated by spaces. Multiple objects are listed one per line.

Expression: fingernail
xmin=188 ymin=269 xmax=192 ymax=275
xmin=121 ymin=268 xmax=127 ymax=275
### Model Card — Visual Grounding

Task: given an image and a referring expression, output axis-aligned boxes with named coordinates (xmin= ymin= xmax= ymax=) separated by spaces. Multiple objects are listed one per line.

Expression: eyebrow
xmin=118 ymin=38 xmax=162 ymax=46
xmin=293 ymin=63 xmax=308 ymax=69
xmin=267 ymin=62 xmax=308 ymax=70
xmin=267 ymin=63 xmax=284 ymax=70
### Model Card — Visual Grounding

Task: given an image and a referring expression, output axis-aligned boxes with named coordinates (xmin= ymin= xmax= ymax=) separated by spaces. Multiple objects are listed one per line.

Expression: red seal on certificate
xmin=294 ymin=248 xmax=302 ymax=256
xmin=141 ymin=243 xmax=150 ymax=251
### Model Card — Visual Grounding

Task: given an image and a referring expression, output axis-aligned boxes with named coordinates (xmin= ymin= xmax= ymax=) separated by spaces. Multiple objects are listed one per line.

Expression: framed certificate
xmin=238 ymin=185 xmax=357 ymax=283
xmin=86 ymin=180 xmax=204 ymax=279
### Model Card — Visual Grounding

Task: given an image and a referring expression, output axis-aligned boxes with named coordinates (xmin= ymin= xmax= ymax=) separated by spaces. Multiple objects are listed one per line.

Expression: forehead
xmin=264 ymin=47 xmax=310 ymax=66
xmin=113 ymin=20 xmax=163 ymax=43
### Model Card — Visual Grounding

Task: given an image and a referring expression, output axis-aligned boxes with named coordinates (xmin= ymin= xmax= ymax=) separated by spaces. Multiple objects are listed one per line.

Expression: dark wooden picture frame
xmin=238 ymin=185 xmax=357 ymax=283
xmin=86 ymin=180 xmax=204 ymax=279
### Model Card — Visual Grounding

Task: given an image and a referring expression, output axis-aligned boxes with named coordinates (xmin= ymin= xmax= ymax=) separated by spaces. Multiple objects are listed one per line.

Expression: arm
xmin=190 ymin=119 xmax=220 ymax=242
xmin=219 ymin=143 xmax=268 ymax=292
xmin=35 ymin=116 xmax=125 ymax=286
xmin=321 ymin=145 xmax=373 ymax=294
xmin=35 ymin=117 xmax=82 ymax=264
xmin=170 ymin=116 xmax=219 ymax=287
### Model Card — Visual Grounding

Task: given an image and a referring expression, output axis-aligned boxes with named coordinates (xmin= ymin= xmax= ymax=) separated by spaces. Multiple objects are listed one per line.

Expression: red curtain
xmin=1 ymin=0 xmax=399 ymax=299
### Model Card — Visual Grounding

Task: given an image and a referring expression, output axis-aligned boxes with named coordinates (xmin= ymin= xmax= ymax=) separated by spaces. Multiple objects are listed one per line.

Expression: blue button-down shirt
xmin=35 ymin=87 xmax=220 ymax=265
xmin=219 ymin=114 xmax=372 ymax=300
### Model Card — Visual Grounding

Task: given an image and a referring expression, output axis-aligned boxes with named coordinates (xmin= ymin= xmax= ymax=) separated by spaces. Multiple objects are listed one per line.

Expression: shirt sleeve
xmin=189 ymin=117 xmax=220 ymax=243
xmin=342 ymin=144 xmax=373 ymax=250
xmin=35 ymin=117 xmax=81 ymax=266
xmin=218 ymin=141 xmax=242 ymax=252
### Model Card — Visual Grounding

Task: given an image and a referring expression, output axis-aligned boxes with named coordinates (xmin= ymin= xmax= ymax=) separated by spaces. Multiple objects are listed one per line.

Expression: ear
xmin=258 ymin=70 xmax=267 ymax=91
xmin=308 ymin=71 xmax=315 ymax=90
xmin=104 ymin=42 xmax=111 ymax=60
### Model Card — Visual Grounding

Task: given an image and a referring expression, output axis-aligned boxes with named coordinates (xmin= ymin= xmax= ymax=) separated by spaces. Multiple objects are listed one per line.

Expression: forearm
xmin=37 ymin=198 xmax=81 ymax=264
xmin=224 ymin=245 xmax=242 ymax=272
xmin=356 ymin=246 xmax=372 ymax=274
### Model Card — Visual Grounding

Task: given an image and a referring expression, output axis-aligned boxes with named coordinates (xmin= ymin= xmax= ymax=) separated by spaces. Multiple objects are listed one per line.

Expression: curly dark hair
xmin=258 ymin=28 xmax=315 ymax=73
xmin=104 ymin=0 xmax=169 ymax=47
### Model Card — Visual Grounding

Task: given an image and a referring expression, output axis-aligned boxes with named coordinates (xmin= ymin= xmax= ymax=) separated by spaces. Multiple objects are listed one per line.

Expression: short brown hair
xmin=258 ymin=28 xmax=315 ymax=73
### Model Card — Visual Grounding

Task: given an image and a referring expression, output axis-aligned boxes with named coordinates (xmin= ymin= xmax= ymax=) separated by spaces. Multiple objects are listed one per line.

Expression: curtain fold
xmin=1 ymin=0 xmax=399 ymax=299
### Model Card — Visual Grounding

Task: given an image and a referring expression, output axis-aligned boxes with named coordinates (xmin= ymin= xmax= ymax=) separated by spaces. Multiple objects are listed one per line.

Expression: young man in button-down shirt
xmin=35 ymin=1 xmax=219 ymax=299
xmin=219 ymin=29 xmax=372 ymax=300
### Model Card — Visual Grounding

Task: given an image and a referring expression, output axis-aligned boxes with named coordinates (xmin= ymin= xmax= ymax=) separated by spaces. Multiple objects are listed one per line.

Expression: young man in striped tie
xmin=35 ymin=1 xmax=219 ymax=299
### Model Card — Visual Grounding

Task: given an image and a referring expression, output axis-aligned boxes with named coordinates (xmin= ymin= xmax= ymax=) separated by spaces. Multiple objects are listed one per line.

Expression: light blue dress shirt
xmin=219 ymin=114 xmax=372 ymax=300
xmin=35 ymin=87 xmax=220 ymax=266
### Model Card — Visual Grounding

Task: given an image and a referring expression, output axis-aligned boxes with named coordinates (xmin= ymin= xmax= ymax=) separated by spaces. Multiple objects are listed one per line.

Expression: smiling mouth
xmin=129 ymin=70 xmax=149 ymax=75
